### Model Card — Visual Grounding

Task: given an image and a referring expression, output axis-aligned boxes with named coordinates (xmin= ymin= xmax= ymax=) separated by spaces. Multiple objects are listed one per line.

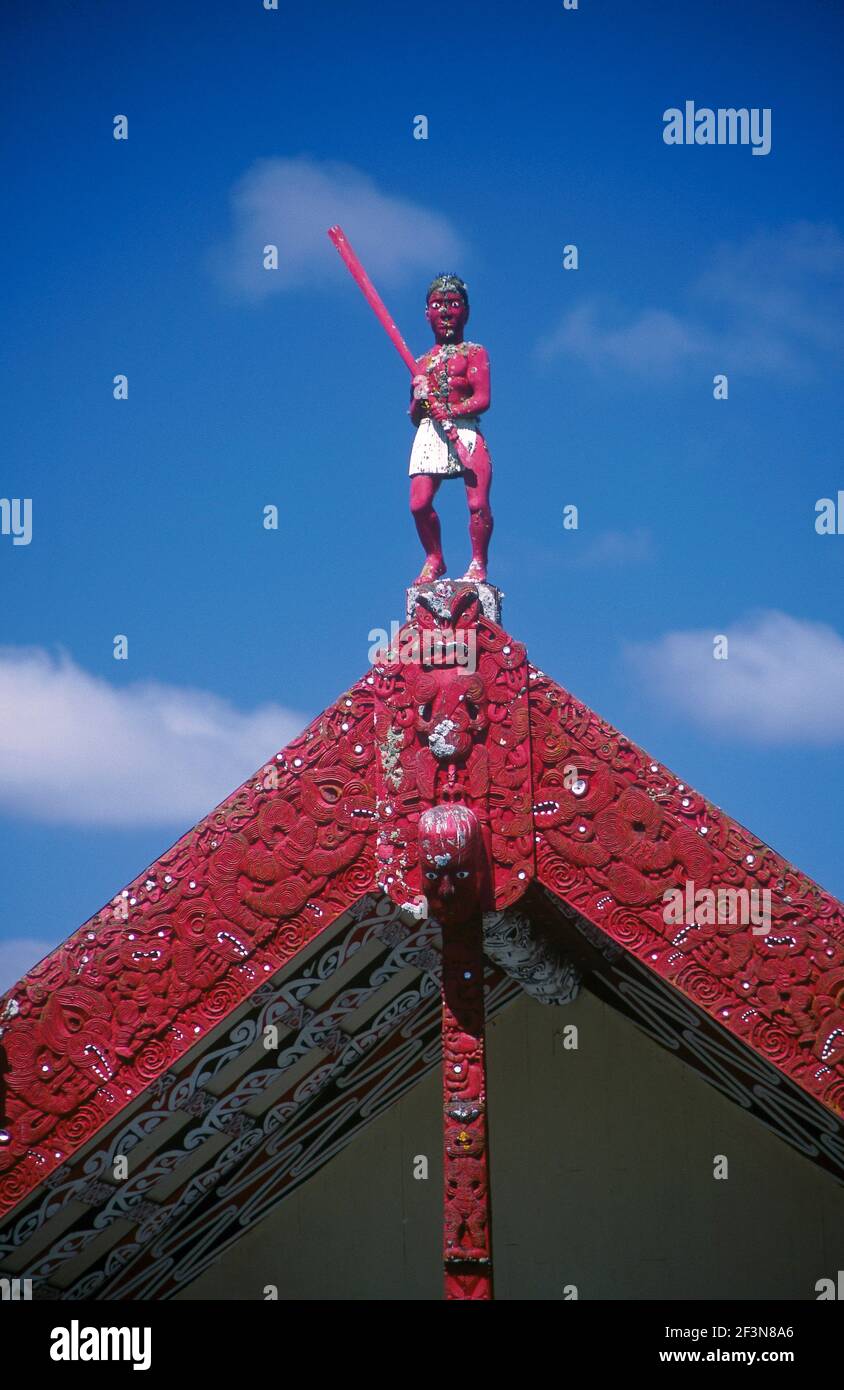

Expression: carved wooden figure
xmin=408 ymin=276 xmax=493 ymax=585
xmin=327 ymin=230 xmax=494 ymax=585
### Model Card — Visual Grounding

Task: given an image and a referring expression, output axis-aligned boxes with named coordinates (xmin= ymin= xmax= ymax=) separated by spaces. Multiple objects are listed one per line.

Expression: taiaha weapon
xmin=327 ymin=224 xmax=475 ymax=473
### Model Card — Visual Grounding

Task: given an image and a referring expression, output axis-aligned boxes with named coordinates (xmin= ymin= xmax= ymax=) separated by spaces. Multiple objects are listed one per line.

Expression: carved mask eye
xmin=464 ymin=699 xmax=479 ymax=720
xmin=419 ymin=702 xmax=433 ymax=722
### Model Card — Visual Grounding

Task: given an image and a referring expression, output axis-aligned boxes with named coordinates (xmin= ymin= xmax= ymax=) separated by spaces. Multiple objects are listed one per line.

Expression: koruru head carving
xmin=418 ymin=803 xmax=483 ymax=926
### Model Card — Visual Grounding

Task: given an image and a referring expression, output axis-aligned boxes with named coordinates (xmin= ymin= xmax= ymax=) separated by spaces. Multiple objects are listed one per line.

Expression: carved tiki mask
xmin=418 ymin=804 xmax=484 ymax=926
xmin=411 ymin=669 xmax=488 ymax=764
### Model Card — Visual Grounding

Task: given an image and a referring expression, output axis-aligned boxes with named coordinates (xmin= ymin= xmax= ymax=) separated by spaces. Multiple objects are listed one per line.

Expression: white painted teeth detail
xmin=85 ymin=1044 xmax=113 ymax=1082
xmin=217 ymin=930 xmax=248 ymax=957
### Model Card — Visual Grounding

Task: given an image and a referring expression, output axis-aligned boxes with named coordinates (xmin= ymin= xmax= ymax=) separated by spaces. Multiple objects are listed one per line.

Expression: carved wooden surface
xmin=373 ymin=583 xmax=533 ymax=916
xmin=0 ymin=678 xmax=377 ymax=1218
xmin=530 ymin=668 xmax=844 ymax=1118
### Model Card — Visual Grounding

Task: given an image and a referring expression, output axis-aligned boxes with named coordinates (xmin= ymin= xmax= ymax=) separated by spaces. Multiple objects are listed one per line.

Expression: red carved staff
xmin=327 ymin=225 xmax=476 ymax=473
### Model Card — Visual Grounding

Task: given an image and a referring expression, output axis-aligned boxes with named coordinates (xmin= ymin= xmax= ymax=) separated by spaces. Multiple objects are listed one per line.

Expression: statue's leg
xmin=461 ymin=441 xmax=493 ymax=582
xmin=410 ymin=473 xmax=446 ymax=582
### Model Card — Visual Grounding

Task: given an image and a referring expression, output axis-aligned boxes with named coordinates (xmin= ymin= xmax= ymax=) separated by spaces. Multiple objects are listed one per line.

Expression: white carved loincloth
xmin=409 ymin=415 xmax=481 ymax=477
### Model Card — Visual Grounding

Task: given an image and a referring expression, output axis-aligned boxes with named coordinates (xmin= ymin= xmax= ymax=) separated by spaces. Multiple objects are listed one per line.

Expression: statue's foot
xmin=461 ymin=559 xmax=487 ymax=583
xmin=415 ymin=555 xmax=447 ymax=584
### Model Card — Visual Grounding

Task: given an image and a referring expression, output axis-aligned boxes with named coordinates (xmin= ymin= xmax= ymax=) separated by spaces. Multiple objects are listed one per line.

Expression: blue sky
xmin=2 ymin=0 xmax=843 ymax=989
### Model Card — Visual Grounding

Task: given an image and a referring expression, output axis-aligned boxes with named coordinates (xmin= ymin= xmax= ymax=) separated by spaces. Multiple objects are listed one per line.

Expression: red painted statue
xmin=409 ymin=275 xmax=494 ymax=585
xmin=327 ymin=234 xmax=494 ymax=588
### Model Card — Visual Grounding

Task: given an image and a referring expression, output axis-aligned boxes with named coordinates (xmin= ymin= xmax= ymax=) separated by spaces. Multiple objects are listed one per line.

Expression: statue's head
xmin=426 ymin=273 xmax=469 ymax=344
xmin=418 ymin=803 xmax=482 ymax=925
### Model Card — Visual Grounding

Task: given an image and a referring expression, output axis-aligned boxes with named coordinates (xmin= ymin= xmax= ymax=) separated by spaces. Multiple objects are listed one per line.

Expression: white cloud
xmin=539 ymin=222 xmax=844 ymax=377
xmin=212 ymin=156 xmax=466 ymax=300
xmin=0 ymin=648 xmax=306 ymax=827
xmin=538 ymin=301 xmax=707 ymax=374
xmin=690 ymin=221 xmax=844 ymax=372
xmin=565 ymin=527 xmax=654 ymax=568
xmin=624 ymin=611 xmax=844 ymax=744
xmin=0 ymin=938 xmax=55 ymax=995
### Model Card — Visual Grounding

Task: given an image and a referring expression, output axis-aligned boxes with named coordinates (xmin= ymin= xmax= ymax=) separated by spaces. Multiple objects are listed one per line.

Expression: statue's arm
xmin=410 ymin=388 xmax=427 ymax=426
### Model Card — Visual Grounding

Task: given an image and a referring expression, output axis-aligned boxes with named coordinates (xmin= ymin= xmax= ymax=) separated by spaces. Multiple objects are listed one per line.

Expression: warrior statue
xmin=408 ymin=275 xmax=494 ymax=585
xmin=327 ymin=229 xmax=495 ymax=585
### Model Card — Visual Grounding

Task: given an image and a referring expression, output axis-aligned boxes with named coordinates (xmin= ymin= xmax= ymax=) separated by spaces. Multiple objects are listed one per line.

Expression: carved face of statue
xmin=426 ymin=288 xmax=468 ymax=344
xmin=418 ymin=804 xmax=481 ymax=926
xmin=412 ymin=669 xmax=487 ymax=763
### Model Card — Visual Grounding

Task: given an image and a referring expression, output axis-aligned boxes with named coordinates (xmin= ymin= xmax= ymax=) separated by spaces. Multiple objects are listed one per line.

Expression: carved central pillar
xmin=442 ymin=907 xmax=493 ymax=1298
xmin=372 ymin=578 xmax=534 ymax=1300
